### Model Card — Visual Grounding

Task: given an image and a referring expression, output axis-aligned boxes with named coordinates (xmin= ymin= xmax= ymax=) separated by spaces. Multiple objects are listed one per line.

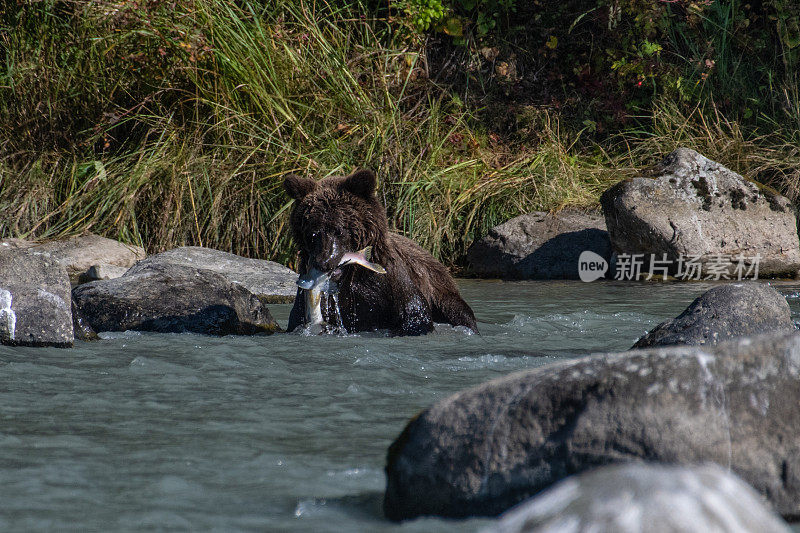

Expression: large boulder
xmin=0 ymin=249 xmax=73 ymax=347
xmin=384 ymin=331 xmax=800 ymax=521
xmin=601 ymin=148 xmax=800 ymax=279
xmin=467 ymin=210 xmax=611 ymax=279
xmin=634 ymin=282 xmax=795 ymax=348
xmin=486 ymin=463 xmax=791 ymax=533
xmin=31 ymin=234 xmax=145 ymax=284
xmin=72 ymin=262 xmax=279 ymax=335
xmin=128 ymin=247 xmax=296 ymax=303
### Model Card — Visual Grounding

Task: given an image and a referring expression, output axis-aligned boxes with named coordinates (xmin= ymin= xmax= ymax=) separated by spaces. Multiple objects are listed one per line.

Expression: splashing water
xmin=330 ymin=293 xmax=346 ymax=334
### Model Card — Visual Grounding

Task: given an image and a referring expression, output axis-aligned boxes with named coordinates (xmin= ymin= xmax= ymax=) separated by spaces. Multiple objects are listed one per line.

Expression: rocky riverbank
xmin=468 ymin=148 xmax=800 ymax=281
xmin=0 ymin=236 xmax=296 ymax=346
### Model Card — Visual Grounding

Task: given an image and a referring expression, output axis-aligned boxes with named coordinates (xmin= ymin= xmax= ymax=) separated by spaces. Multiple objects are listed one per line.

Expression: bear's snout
xmin=307 ymin=232 xmax=344 ymax=273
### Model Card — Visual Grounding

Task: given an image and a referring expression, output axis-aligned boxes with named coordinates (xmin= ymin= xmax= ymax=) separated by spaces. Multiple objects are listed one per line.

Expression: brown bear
xmin=284 ymin=169 xmax=478 ymax=335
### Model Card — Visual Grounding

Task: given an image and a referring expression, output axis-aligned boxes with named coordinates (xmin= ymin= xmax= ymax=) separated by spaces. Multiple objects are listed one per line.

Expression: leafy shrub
xmin=425 ymin=0 xmax=800 ymax=133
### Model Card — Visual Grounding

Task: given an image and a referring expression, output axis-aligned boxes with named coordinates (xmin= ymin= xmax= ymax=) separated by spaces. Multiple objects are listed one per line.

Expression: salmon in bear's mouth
xmin=296 ymin=246 xmax=387 ymax=294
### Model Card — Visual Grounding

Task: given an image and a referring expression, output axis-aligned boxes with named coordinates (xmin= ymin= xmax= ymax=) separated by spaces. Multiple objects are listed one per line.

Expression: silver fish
xmin=297 ymin=267 xmax=339 ymax=293
xmin=296 ymin=246 xmax=385 ymax=293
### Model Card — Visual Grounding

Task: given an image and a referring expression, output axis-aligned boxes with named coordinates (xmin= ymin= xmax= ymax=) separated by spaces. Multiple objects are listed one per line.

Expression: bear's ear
xmin=284 ymin=174 xmax=316 ymax=200
xmin=341 ymin=169 xmax=377 ymax=198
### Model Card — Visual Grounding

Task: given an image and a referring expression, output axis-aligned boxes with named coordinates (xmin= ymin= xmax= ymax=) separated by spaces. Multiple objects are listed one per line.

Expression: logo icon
xmin=578 ymin=251 xmax=608 ymax=282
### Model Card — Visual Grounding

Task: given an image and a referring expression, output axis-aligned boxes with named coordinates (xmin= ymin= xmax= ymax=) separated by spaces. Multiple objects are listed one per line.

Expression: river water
xmin=1 ymin=280 xmax=799 ymax=531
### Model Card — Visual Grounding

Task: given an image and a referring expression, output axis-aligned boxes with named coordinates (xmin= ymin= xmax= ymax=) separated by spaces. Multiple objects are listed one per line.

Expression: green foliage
xmin=400 ymin=0 xmax=447 ymax=31
xmin=0 ymin=0 xmax=600 ymax=267
xmin=429 ymin=0 xmax=800 ymax=132
xmin=2 ymin=0 xmax=800 ymax=271
xmin=446 ymin=0 xmax=516 ymax=39
xmin=394 ymin=0 xmax=518 ymax=40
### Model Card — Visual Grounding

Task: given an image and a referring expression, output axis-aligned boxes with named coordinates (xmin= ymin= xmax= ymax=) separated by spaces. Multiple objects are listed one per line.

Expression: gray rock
xmin=601 ymin=148 xmax=800 ymax=279
xmin=32 ymin=234 xmax=145 ymax=285
xmin=384 ymin=331 xmax=800 ymax=520
xmin=0 ymin=238 xmax=35 ymax=251
xmin=467 ymin=210 xmax=611 ymax=279
xmin=485 ymin=463 xmax=790 ymax=533
xmin=634 ymin=283 xmax=795 ymax=348
xmin=80 ymin=264 xmax=130 ymax=283
xmin=0 ymin=250 xmax=73 ymax=347
xmin=72 ymin=262 xmax=279 ymax=336
xmin=128 ymin=247 xmax=296 ymax=303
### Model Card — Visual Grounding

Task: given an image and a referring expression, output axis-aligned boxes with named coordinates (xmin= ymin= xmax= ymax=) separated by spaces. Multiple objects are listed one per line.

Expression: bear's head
xmin=284 ymin=169 xmax=389 ymax=274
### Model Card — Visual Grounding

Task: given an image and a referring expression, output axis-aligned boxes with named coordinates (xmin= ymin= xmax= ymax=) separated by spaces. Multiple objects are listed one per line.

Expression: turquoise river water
xmin=1 ymin=280 xmax=800 ymax=532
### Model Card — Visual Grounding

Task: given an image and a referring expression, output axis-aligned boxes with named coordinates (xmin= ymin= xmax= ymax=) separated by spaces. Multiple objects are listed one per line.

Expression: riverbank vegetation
xmin=2 ymin=0 xmax=800 ymax=269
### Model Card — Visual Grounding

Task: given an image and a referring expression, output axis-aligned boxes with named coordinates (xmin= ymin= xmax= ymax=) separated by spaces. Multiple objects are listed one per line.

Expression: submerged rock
xmin=128 ymin=247 xmax=296 ymax=303
xmin=32 ymin=233 xmax=145 ymax=285
xmin=467 ymin=210 xmax=611 ymax=279
xmin=634 ymin=282 xmax=794 ymax=348
xmin=601 ymin=147 xmax=800 ymax=279
xmin=486 ymin=463 xmax=790 ymax=533
xmin=384 ymin=331 xmax=800 ymax=521
xmin=72 ymin=262 xmax=279 ymax=336
xmin=0 ymin=250 xmax=73 ymax=347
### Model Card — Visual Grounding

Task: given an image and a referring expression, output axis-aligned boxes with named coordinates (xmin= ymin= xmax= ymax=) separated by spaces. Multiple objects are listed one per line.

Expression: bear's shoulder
xmin=384 ymin=233 xmax=456 ymax=289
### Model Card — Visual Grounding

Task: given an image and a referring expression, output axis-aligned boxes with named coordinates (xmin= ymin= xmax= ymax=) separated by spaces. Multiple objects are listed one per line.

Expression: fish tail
xmin=365 ymin=261 xmax=387 ymax=274
xmin=359 ymin=245 xmax=373 ymax=261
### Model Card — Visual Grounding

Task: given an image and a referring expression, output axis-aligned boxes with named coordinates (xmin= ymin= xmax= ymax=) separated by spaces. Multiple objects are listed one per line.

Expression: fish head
xmin=296 ymin=267 xmax=340 ymax=294
xmin=296 ymin=267 xmax=322 ymax=290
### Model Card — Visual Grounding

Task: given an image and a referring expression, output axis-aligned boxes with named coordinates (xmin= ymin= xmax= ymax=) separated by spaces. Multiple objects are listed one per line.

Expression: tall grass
xmin=2 ymin=1 xmax=800 ymax=270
